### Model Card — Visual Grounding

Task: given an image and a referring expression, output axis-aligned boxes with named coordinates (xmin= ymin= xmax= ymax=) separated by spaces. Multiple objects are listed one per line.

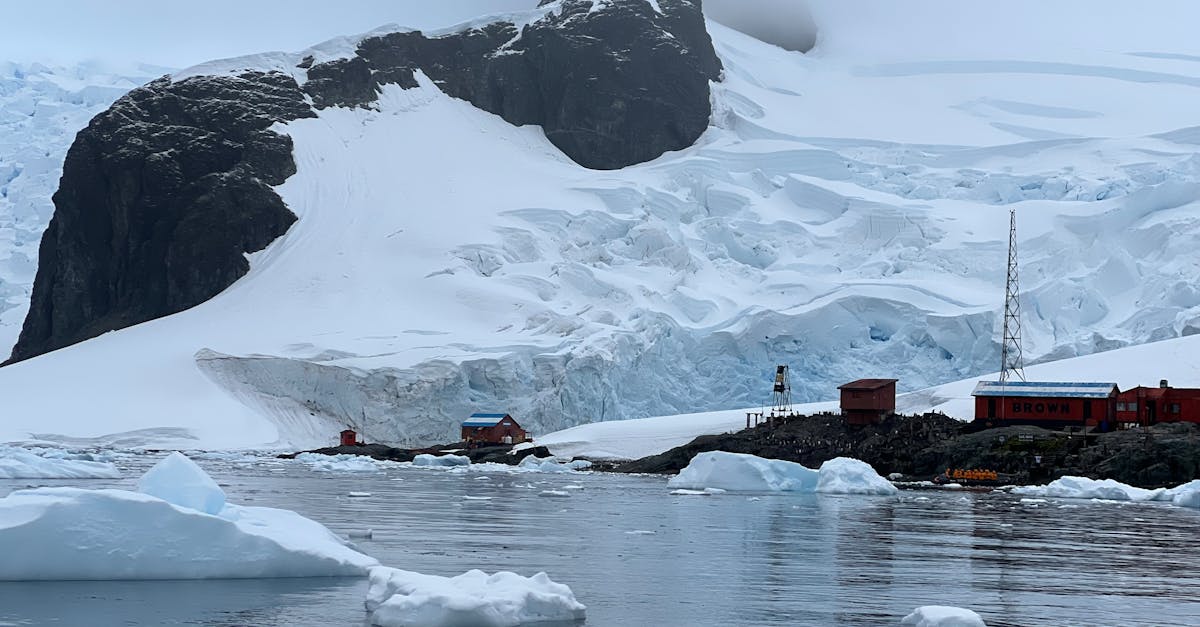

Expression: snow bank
xmin=365 ymin=566 xmax=586 ymax=627
xmin=901 ymin=606 xmax=987 ymax=627
xmin=517 ymin=456 xmax=592 ymax=473
xmin=816 ymin=457 xmax=899 ymax=496
xmin=295 ymin=453 xmax=384 ymax=473
xmin=667 ymin=452 xmax=895 ymax=495
xmin=413 ymin=454 xmax=471 ymax=468
xmin=0 ymin=445 xmax=121 ymax=479
xmin=0 ymin=452 xmax=378 ymax=580
xmin=137 ymin=451 xmax=225 ymax=515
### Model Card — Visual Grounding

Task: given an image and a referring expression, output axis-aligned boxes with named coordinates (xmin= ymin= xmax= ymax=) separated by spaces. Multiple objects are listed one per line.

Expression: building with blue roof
xmin=461 ymin=412 xmax=527 ymax=446
xmin=972 ymin=380 xmax=1118 ymax=429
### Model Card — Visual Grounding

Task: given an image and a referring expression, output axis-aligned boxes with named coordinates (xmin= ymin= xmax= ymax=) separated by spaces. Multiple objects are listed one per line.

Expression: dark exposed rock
xmin=280 ymin=442 xmax=553 ymax=466
xmin=6 ymin=0 xmax=722 ymax=364
xmin=615 ymin=415 xmax=1200 ymax=489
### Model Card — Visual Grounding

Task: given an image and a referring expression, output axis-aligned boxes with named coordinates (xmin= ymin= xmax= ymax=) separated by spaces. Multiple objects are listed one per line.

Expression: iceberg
xmin=901 ymin=606 xmax=987 ymax=627
xmin=0 ymin=452 xmax=378 ymax=580
xmin=413 ymin=454 xmax=471 ymax=467
xmin=137 ymin=451 xmax=225 ymax=515
xmin=365 ymin=566 xmax=586 ymax=627
xmin=295 ymin=452 xmax=384 ymax=473
xmin=667 ymin=451 xmax=895 ymax=495
xmin=517 ymin=456 xmax=592 ymax=473
xmin=0 ymin=445 xmax=121 ymax=480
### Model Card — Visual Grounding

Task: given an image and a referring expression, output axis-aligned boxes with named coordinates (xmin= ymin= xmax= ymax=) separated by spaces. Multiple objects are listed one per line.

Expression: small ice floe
xmin=413 ymin=454 xmax=471 ymax=468
xmin=348 ymin=492 xmax=373 ymax=498
xmin=747 ymin=497 xmax=761 ymax=502
xmin=365 ymin=567 xmax=586 ymax=627
xmin=0 ymin=452 xmax=378 ymax=580
xmin=0 ymin=445 xmax=121 ymax=480
xmin=463 ymin=496 xmax=493 ymax=501
xmin=625 ymin=530 xmax=656 ymax=535
xmin=518 ymin=456 xmax=593 ymax=473
xmin=669 ymin=488 xmax=725 ymax=496
xmin=538 ymin=490 xmax=571 ymax=498
xmin=295 ymin=453 xmax=382 ymax=473
xmin=1020 ymin=498 xmax=1047 ymax=505
xmin=562 ymin=484 xmax=585 ymax=490
xmin=900 ymin=605 xmax=987 ymax=626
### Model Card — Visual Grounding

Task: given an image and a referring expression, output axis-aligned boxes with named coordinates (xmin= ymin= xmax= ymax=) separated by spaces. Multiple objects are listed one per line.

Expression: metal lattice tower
xmin=771 ymin=365 xmax=792 ymax=414
xmin=999 ymin=208 xmax=1026 ymax=383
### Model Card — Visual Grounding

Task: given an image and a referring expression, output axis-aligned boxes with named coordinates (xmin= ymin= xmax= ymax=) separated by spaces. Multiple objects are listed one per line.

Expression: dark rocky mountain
xmin=5 ymin=0 xmax=722 ymax=364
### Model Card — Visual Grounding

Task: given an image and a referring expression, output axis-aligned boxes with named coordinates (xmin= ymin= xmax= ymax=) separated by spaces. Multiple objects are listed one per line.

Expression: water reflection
xmin=2 ymin=456 xmax=1200 ymax=626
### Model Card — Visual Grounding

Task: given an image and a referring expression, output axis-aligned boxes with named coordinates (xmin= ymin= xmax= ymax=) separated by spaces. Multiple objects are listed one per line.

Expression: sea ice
xmin=0 ymin=445 xmax=121 ymax=480
xmin=296 ymin=452 xmax=383 ymax=473
xmin=667 ymin=451 xmax=895 ymax=495
xmin=365 ymin=566 xmax=586 ymax=627
xmin=137 ymin=451 xmax=225 ymax=515
xmin=900 ymin=606 xmax=987 ymax=627
xmin=0 ymin=452 xmax=378 ymax=580
xmin=413 ymin=454 xmax=471 ymax=467
xmin=517 ymin=456 xmax=592 ymax=473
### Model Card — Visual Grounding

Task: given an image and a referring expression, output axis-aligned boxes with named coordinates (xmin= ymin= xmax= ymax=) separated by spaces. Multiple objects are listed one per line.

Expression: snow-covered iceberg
xmin=667 ymin=452 xmax=897 ymax=495
xmin=1012 ymin=476 xmax=1200 ymax=508
xmin=0 ymin=445 xmax=121 ymax=479
xmin=365 ymin=566 xmax=586 ymax=627
xmin=517 ymin=456 xmax=592 ymax=473
xmin=413 ymin=453 xmax=471 ymax=468
xmin=0 ymin=452 xmax=378 ymax=580
xmin=295 ymin=452 xmax=385 ymax=473
xmin=901 ymin=606 xmax=987 ymax=627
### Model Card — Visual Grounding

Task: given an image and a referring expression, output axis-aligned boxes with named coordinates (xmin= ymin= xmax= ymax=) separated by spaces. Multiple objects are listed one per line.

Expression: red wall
xmin=1117 ymin=387 xmax=1200 ymax=424
xmin=974 ymin=395 xmax=1113 ymax=426
xmin=840 ymin=383 xmax=896 ymax=412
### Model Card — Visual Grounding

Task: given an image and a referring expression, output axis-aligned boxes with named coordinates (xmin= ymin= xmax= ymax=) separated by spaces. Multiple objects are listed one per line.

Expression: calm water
xmin=2 ymin=453 xmax=1199 ymax=626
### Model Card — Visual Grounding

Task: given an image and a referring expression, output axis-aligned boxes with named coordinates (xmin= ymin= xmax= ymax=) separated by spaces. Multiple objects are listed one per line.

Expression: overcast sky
xmin=2 ymin=1 xmax=538 ymax=68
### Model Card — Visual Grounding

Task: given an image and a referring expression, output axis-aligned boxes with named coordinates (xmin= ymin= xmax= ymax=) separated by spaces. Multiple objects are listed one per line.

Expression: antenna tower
xmin=999 ymin=208 xmax=1026 ymax=383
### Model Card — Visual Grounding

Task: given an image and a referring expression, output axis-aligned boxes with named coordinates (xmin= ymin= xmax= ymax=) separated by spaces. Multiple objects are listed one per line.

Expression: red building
xmin=461 ymin=413 xmax=528 ymax=445
xmin=1116 ymin=380 xmax=1200 ymax=426
xmin=972 ymin=381 xmax=1118 ymax=429
xmin=838 ymin=379 xmax=897 ymax=425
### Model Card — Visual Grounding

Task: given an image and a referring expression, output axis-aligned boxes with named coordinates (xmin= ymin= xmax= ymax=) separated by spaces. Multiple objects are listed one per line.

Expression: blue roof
xmin=972 ymin=381 xmax=1117 ymax=399
xmin=462 ymin=413 xmax=511 ymax=427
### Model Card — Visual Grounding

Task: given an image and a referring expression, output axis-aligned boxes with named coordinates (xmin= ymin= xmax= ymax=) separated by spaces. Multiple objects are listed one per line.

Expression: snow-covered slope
xmin=0 ymin=62 xmax=161 ymax=354
xmin=4 ymin=3 xmax=1200 ymax=449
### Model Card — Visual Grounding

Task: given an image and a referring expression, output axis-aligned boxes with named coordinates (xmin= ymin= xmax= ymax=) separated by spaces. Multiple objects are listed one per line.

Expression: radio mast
xmin=999 ymin=207 xmax=1026 ymax=383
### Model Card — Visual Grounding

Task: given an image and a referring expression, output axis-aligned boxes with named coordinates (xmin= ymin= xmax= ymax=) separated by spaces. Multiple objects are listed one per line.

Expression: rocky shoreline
xmin=610 ymin=414 xmax=1200 ymax=489
xmin=279 ymin=442 xmax=550 ymax=466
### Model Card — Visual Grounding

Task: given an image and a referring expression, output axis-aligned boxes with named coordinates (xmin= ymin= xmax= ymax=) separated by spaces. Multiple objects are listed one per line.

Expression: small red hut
xmin=838 ymin=379 xmax=898 ymax=425
xmin=461 ymin=413 xmax=527 ymax=445
xmin=340 ymin=429 xmax=359 ymax=446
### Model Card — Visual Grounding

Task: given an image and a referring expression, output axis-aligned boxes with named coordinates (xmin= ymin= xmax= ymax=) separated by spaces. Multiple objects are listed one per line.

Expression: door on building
xmin=987 ymin=398 xmax=996 ymax=418
xmin=1083 ymin=400 xmax=1092 ymax=423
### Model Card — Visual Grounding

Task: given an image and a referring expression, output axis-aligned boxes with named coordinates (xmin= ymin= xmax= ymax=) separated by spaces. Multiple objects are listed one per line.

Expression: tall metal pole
xmin=1000 ymin=208 xmax=1026 ymax=383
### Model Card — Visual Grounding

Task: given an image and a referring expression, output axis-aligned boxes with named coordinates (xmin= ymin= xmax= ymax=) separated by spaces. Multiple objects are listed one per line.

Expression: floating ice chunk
xmin=295 ymin=453 xmax=384 ymax=473
xmin=0 ymin=445 xmax=121 ymax=480
xmin=349 ymin=492 xmax=373 ymax=498
xmin=667 ymin=451 xmax=818 ymax=492
xmin=668 ymin=452 xmax=896 ymax=495
xmin=1013 ymin=476 xmax=1165 ymax=502
xmin=816 ymin=457 xmax=899 ymax=496
xmin=670 ymin=488 xmax=726 ymax=496
xmin=365 ymin=566 xmax=586 ymax=627
xmin=900 ymin=605 xmax=987 ymax=627
xmin=413 ymin=454 xmax=471 ymax=467
xmin=518 ymin=456 xmax=592 ymax=473
xmin=0 ymin=455 xmax=379 ymax=580
xmin=137 ymin=451 xmax=226 ymax=515
xmin=538 ymin=490 xmax=571 ymax=498
xmin=1167 ymin=480 xmax=1200 ymax=509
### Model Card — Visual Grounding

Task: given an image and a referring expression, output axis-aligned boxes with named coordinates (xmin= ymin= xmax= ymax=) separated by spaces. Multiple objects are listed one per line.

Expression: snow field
xmin=667 ymin=451 xmax=897 ymax=495
xmin=365 ymin=566 xmax=586 ymax=627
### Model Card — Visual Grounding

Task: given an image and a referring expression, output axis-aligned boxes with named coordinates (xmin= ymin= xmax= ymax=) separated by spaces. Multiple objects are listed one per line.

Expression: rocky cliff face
xmin=5 ymin=0 xmax=721 ymax=364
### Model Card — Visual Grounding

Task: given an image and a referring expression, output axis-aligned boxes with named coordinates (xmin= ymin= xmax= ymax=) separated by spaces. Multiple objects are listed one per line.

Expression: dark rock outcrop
xmin=5 ymin=0 xmax=722 ymax=364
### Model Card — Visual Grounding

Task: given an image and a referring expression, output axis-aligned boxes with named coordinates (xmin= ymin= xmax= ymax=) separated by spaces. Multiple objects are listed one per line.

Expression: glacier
xmin=5 ymin=3 xmax=1200 ymax=448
